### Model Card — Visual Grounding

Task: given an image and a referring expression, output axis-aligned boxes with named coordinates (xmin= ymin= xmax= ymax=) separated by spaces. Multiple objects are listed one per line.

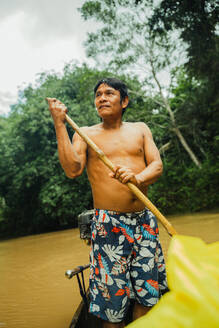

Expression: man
xmin=47 ymin=78 xmax=167 ymax=328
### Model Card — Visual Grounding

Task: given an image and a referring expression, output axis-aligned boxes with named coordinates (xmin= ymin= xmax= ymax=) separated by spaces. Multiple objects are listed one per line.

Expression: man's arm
xmin=47 ymin=98 xmax=87 ymax=178
xmin=135 ymin=122 xmax=163 ymax=186
xmin=110 ymin=123 xmax=163 ymax=186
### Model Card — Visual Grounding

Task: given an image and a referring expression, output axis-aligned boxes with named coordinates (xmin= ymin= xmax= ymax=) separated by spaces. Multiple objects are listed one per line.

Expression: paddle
xmin=46 ymin=98 xmax=177 ymax=236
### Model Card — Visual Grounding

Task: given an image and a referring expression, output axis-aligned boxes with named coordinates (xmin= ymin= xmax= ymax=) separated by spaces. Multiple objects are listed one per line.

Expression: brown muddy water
xmin=0 ymin=211 xmax=218 ymax=328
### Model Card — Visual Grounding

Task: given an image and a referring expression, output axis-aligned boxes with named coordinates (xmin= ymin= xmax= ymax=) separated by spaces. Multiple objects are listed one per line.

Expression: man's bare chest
xmin=87 ymin=127 xmax=144 ymax=158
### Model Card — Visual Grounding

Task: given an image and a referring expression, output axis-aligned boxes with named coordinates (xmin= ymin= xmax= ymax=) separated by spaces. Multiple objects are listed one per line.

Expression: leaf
xmin=115 ymin=289 xmax=125 ymax=296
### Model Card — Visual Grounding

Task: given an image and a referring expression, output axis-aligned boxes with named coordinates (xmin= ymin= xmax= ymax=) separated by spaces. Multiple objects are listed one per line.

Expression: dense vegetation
xmin=0 ymin=0 xmax=218 ymax=238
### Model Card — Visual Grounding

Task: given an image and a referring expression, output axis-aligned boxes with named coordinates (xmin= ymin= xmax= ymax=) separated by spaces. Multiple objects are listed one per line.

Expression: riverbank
xmin=0 ymin=208 xmax=218 ymax=241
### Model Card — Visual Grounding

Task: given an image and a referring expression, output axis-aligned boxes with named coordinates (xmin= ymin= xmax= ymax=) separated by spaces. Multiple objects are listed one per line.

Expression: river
xmin=0 ymin=211 xmax=218 ymax=328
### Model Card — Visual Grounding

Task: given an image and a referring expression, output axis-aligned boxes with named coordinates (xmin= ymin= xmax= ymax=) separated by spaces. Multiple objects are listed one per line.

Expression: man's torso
xmin=84 ymin=122 xmax=147 ymax=212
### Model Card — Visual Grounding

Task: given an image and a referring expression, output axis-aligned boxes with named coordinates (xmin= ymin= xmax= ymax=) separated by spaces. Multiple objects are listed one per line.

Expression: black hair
xmin=94 ymin=77 xmax=129 ymax=116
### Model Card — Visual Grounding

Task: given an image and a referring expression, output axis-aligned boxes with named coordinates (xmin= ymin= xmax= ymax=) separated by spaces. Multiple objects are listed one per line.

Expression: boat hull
xmin=69 ymin=295 xmax=134 ymax=328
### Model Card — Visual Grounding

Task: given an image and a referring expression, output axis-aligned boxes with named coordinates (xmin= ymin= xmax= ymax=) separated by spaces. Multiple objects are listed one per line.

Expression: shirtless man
xmin=47 ymin=78 xmax=167 ymax=327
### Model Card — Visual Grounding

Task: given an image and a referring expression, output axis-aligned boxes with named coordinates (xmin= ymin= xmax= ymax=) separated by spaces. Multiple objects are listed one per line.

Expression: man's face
xmin=95 ymin=83 xmax=125 ymax=118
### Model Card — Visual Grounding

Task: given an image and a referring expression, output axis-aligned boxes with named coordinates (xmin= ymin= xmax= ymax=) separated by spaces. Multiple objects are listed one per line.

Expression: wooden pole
xmin=64 ymin=114 xmax=177 ymax=237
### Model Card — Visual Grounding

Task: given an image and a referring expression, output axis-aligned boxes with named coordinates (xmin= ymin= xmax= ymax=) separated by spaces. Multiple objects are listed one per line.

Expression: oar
xmin=46 ymin=99 xmax=177 ymax=236
xmin=68 ymin=116 xmax=177 ymax=236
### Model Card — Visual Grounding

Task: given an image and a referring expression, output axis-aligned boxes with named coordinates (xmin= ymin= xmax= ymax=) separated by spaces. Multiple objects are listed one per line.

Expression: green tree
xmin=149 ymin=0 xmax=219 ymax=128
xmin=149 ymin=0 xmax=219 ymax=80
xmin=147 ymin=68 xmax=219 ymax=212
xmin=0 ymin=63 xmax=148 ymax=237
xmin=79 ymin=0 xmax=202 ymax=167
xmin=0 ymin=64 xmax=100 ymax=236
xmin=1 ymin=62 xmax=218 ymax=238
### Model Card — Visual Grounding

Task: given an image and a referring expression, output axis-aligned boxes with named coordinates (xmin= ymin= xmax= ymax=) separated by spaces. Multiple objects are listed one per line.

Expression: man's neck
xmin=101 ymin=117 xmax=123 ymax=130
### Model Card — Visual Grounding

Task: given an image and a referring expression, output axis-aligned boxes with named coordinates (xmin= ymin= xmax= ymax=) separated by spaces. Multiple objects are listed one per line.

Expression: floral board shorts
xmin=89 ymin=208 xmax=168 ymax=323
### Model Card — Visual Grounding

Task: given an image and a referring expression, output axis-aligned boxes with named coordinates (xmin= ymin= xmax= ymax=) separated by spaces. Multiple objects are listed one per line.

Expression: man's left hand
xmin=109 ymin=165 xmax=139 ymax=185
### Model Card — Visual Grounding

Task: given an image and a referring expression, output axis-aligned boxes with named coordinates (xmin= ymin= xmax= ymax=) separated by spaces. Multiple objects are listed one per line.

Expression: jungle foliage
xmin=0 ymin=0 xmax=218 ymax=237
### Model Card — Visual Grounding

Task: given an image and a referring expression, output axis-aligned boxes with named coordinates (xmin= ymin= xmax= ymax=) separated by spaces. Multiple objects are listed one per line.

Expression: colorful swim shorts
xmin=89 ymin=208 xmax=168 ymax=323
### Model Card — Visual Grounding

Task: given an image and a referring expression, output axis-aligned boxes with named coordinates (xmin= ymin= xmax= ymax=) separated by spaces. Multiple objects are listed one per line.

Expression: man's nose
xmin=99 ymin=93 xmax=107 ymax=102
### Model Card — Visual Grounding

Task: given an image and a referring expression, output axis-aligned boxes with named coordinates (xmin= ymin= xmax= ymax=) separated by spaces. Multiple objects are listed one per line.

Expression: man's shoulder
xmin=124 ymin=122 xmax=152 ymax=138
xmin=124 ymin=121 xmax=148 ymax=130
xmin=81 ymin=123 xmax=102 ymax=135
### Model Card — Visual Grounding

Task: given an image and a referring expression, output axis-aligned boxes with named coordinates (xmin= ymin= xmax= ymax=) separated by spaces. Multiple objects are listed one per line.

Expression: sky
xmin=0 ymin=0 xmax=96 ymax=115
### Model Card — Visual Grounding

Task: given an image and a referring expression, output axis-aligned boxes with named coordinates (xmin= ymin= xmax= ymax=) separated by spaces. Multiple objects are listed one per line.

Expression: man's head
xmin=94 ymin=78 xmax=129 ymax=117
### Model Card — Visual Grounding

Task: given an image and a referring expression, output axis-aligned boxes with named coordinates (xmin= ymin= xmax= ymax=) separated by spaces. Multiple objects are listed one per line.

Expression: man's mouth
xmin=99 ymin=104 xmax=110 ymax=109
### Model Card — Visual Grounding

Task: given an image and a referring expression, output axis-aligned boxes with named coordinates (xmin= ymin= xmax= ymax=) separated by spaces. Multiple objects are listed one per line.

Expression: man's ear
xmin=122 ymin=96 xmax=129 ymax=109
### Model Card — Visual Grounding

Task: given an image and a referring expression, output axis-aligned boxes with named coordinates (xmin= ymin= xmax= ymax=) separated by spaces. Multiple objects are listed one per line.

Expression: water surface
xmin=0 ymin=211 xmax=218 ymax=327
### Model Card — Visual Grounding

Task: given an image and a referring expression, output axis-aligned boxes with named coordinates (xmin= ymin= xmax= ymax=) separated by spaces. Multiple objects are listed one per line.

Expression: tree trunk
xmin=173 ymin=127 xmax=201 ymax=168
xmin=149 ymin=56 xmax=202 ymax=168
xmin=159 ymin=141 xmax=171 ymax=154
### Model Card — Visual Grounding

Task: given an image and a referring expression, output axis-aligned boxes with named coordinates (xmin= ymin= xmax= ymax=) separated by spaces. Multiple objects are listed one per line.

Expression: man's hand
xmin=46 ymin=98 xmax=68 ymax=124
xmin=109 ymin=165 xmax=139 ymax=186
